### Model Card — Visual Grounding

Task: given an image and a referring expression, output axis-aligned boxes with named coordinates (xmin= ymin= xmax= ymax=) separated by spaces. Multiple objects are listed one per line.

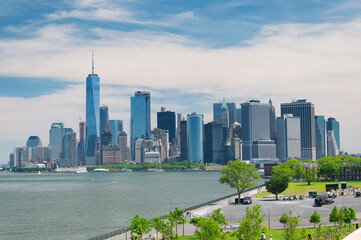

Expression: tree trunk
xmin=308 ymin=181 xmax=311 ymax=185
xmin=238 ymin=192 xmax=241 ymax=204
xmin=276 ymin=194 xmax=278 ymax=200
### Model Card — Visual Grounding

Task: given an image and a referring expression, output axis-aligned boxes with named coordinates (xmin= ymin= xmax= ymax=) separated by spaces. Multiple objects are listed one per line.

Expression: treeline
xmin=316 ymin=155 xmax=361 ymax=180
xmin=12 ymin=167 xmax=47 ymax=172
xmin=87 ymin=160 xmax=207 ymax=171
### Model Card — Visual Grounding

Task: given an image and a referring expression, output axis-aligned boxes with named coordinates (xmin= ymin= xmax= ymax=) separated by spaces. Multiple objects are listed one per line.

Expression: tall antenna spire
xmin=92 ymin=50 xmax=94 ymax=75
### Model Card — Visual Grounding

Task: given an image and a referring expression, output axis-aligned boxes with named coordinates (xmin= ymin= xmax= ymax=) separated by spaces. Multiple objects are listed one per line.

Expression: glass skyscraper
xmin=85 ymin=59 xmax=100 ymax=164
xmin=187 ymin=113 xmax=203 ymax=163
xmin=327 ymin=117 xmax=340 ymax=151
xmin=157 ymin=108 xmax=176 ymax=144
xmin=213 ymin=101 xmax=236 ymax=126
xmin=109 ymin=120 xmax=123 ymax=145
xmin=315 ymin=116 xmax=327 ymax=159
xmin=130 ymin=91 xmax=151 ymax=159
xmin=100 ymin=105 xmax=109 ymax=134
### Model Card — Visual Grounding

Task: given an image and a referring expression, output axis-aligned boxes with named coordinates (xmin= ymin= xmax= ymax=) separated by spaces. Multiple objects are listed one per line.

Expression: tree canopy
xmin=265 ymin=175 xmax=289 ymax=200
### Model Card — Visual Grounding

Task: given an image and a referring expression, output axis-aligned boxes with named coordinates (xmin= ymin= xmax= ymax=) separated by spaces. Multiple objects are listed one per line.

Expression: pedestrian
xmin=260 ymin=232 xmax=266 ymax=240
xmin=269 ymin=235 xmax=273 ymax=240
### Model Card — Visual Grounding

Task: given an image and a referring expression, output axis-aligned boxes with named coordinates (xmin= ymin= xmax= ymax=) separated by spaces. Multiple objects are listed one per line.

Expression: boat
xmin=147 ymin=168 xmax=165 ymax=172
xmin=75 ymin=168 xmax=88 ymax=174
xmin=120 ymin=168 xmax=132 ymax=172
xmin=93 ymin=168 xmax=109 ymax=172
xmin=37 ymin=171 xmax=42 ymax=175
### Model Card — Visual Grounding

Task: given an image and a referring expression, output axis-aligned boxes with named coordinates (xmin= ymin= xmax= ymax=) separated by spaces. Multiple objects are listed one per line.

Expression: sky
xmin=1 ymin=0 xmax=361 ymax=164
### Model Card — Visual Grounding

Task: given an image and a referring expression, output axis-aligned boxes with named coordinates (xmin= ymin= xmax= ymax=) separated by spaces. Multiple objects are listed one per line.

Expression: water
xmin=0 ymin=171 xmax=263 ymax=240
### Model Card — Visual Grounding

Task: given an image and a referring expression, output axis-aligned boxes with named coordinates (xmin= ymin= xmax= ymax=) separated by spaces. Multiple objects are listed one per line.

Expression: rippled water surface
xmin=0 ymin=171 xmax=264 ymax=240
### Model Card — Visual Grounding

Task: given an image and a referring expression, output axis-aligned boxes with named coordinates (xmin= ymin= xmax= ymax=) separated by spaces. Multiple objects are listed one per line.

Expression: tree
xmin=303 ymin=167 xmax=318 ymax=185
xmin=164 ymin=211 xmax=176 ymax=239
xmin=343 ymin=207 xmax=357 ymax=231
xmin=152 ymin=217 xmax=165 ymax=240
xmin=265 ymin=175 xmax=289 ymax=200
xmin=329 ymin=206 xmax=339 ymax=226
xmin=211 ymin=208 xmax=228 ymax=227
xmin=194 ymin=217 xmax=223 ymax=240
xmin=219 ymin=159 xmax=260 ymax=204
xmin=235 ymin=204 xmax=266 ymax=240
xmin=172 ymin=208 xmax=185 ymax=238
xmin=279 ymin=213 xmax=289 ymax=229
xmin=272 ymin=159 xmax=304 ymax=179
xmin=309 ymin=211 xmax=321 ymax=228
xmin=129 ymin=215 xmax=152 ymax=240
xmin=283 ymin=211 xmax=306 ymax=240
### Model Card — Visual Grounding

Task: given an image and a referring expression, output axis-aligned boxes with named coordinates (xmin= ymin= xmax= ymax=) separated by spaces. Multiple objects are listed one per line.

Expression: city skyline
xmin=1 ymin=0 xmax=361 ymax=163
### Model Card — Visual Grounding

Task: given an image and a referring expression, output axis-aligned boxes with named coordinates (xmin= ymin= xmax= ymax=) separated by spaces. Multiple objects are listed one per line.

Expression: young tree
xmin=219 ymin=159 xmax=260 ymax=204
xmin=279 ymin=213 xmax=289 ymax=229
xmin=344 ymin=207 xmax=357 ymax=231
xmin=211 ymin=208 xmax=228 ymax=227
xmin=152 ymin=217 xmax=165 ymax=240
xmin=164 ymin=211 xmax=176 ymax=239
xmin=235 ymin=204 xmax=266 ymax=240
xmin=172 ymin=208 xmax=185 ymax=238
xmin=309 ymin=211 xmax=321 ymax=228
xmin=194 ymin=217 xmax=223 ymax=240
xmin=283 ymin=211 xmax=306 ymax=240
xmin=128 ymin=215 xmax=152 ymax=240
xmin=265 ymin=175 xmax=289 ymax=200
xmin=329 ymin=206 xmax=339 ymax=226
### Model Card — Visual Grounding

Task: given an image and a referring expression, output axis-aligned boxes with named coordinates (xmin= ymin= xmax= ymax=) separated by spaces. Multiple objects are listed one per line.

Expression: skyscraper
xmin=49 ymin=120 xmax=65 ymax=164
xmin=241 ymin=100 xmax=271 ymax=161
xmin=269 ymin=99 xmax=277 ymax=141
xmin=78 ymin=121 xmax=86 ymax=166
xmin=130 ymin=91 xmax=151 ymax=159
xmin=157 ymin=107 xmax=176 ymax=144
xmin=109 ymin=120 xmax=123 ymax=145
xmin=204 ymin=121 xmax=224 ymax=164
xmin=327 ymin=117 xmax=340 ymax=151
xmin=100 ymin=105 xmax=109 ymax=134
xmin=187 ymin=113 xmax=203 ymax=163
xmin=85 ymin=53 xmax=100 ymax=165
xmin=213 ymin=101 xmax=236 ymax=126
xmin=315 ymin=116 xmax=327 ymax=159
xmin=281 ymin=99 xmax=316 ymax=160
xmin=180 ymin=120 xmax=188 ymax=161
xmin=220 ymin=98 xmax=229 ymax=128
xmin=60 ymin=132 xmax=77 ymax=167
xmin=26 ymin=136 xmax=42 ymax=148
xmin=276 ymin=114 xmax=301 ymax=161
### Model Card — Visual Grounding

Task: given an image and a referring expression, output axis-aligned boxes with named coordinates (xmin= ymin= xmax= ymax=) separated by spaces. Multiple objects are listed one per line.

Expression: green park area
xmin=254 ymin=181 xmax=361 ymax=198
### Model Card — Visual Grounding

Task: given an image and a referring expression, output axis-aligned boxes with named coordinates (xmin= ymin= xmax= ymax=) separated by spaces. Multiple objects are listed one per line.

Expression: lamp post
xmin=268 ymin=211 xmax=270 ymax=229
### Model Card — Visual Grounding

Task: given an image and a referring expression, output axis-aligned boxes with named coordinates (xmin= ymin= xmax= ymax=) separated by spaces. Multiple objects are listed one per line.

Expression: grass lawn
xmin=254 ymin=181 xmax=361 ymax=198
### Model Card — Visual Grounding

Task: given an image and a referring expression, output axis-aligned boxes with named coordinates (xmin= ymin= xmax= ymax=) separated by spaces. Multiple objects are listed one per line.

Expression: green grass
xmin=254 ymin=181 xmax=361 ymax=198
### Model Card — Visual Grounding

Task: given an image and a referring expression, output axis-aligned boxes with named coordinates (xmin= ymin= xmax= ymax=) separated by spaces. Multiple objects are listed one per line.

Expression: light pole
xmin=268 ymin=211 xmax=270 ymax=229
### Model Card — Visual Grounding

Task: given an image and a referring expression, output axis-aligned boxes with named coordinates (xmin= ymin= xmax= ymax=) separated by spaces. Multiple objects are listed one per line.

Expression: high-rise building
xmin=327 ymin=117 xmax=340 ymax=151
xmin=187 ymin=113 xmax=203 ymax=163
xmin=26 ymin=136 xmax=42 ymax=148
xmin=151 ymin=128 xmax=170 ymax=161
xmin=85 ymin=54 xmax=100 ymax=165
xmin=59 ymin=132 xmax=77 ymax=167
xmin=281 ymin=99 xmax=316 ymax=160
xmin=269 ymin=99 xmax=277 ymax=141
xmin=315 ymin=116 xmax=327 ymax=159
xmin=204 ymin=121 xmax=224 ymax=164
xmin=119 ymin=132 xmax=131 ymax=162
xmin=78 ymin=121 xmax=86 ymax=166
xmin=157 ymin=107 xmax=176 ymax=144
xmin=220 ymin=99 xmax=229 ymax=128
xmin=327 ymin=130 xmax=339 ymax=156
xmin=14 ymin=147 xmax=28 ymax=167
xmin=241 ymin=100 xmax=271 ymax=161
xmin=100 ymin=105 xmax=109 ymax=134
xmin=213 ymin=101 xmax=236 ymax=126
xmin=49 ymin=120 xmax=65 ymax=164
xmin=109 ymin=120 xmax=123 ymax=145
xmin=180 ymin=120 xmax=188 ymax=161
xmin=236 ymin=108 xmax=242 ymax=123
xmin=130 ymin=91 xmax=151 ymax=159
xmin=276 ymin=114 xmax=301 ymax=161
xmin=9 ymin=153 xmax=14 ymax=168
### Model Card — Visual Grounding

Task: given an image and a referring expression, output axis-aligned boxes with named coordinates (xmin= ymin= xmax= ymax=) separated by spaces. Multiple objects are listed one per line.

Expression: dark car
xmin=243 ymin=197 xmax=252 ymax=204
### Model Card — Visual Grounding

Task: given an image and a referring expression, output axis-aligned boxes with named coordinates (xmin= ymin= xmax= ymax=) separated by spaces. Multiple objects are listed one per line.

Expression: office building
xmin=85 ymin=54 xmax=100 ymax=165
xmin=327 ymin=117 xmax=340 ymax=151
xmin=204 ymin=121 xmax=224 ymax=164
xmin=130 ymin=91 xmax=151 ymax=159
xmin=213 ymin=101 xmax=236 ymax=126
xmin=9 ymin=153 xmax=14 ymax=168
xmin=102 ymin=145 xmax=121 ymax=165
xmin=187 ymin=113 xmax=203 ymax=163
xmin=315 ymin=116 xmax=327 ymax=159
xmin=134 ymin=138 xmax=163 ymax=163
xmin=281 ymin=99 xmax=316 ymax=160
xmin=100 ymin=105 xmax=109 ymax=134
xmin=49 ymin=120 xmax=65 ymax=164
xmin=59 ymin=132 xmax=77 ymax=167
xmin=118 ymin=132 xmax=131 ymax=162
xmin=231 ymin=137 xmax=242 ymax=160
xmin=180 ymin=120 xmax=188 ymax=161
xmin=144 ymin=152 xmax=160 ymax=163
xmin=276 ymin=114 xmax=301 ymax=161
xmin=327 ymin=130 xmax=339 ymax=156
xmin=269 ymin=99 xmax=277 ymax=141
xmin=220 ymin=99 xmax=229 ymax=128
xmin=151 ymin=128 xmax=170 ymax=161
xmin=14 ymin=147 xmax=28 ymax=167
xmin=28 ymin=147 xmax=51 ymax=163
xmin=26 ymin=136 xmax=42 ymax=148
xmin=157 ymin=107 xmax=176 ymax=144
xmin=109 ymin=120 xmax=123 ymax=145
xmin=78 ymin=121 xmax=86 ymax=166
xmin=241 ymin=100 xmax=271 ymax=162
xmin=236 ymin=108 xmax=242 ymax=123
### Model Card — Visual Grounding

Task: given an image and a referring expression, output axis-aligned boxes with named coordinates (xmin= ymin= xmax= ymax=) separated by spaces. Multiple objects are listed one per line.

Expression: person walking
xmin=269 ymin=235 xmax=273 ymax=240
xmin=260 ymin=232 xmax=266 ymax=240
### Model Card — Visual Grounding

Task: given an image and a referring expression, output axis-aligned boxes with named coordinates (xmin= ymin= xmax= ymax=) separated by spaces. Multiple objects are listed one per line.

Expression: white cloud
xmin=1 ymin=20 xmax=361 ymax=162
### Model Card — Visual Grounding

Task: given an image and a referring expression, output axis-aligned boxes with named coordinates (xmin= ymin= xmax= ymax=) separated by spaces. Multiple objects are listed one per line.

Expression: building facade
xmin=157 ymin=108 xmax=176 ymax=144
xmin=99 ymin=105 xmax=109 ymax=135
xmin=281 ymin=99 xmax=316 ymax=160
xmin=276 ymin=114 xmax=301 ymax=161
xmin=49 ymin=120 xmax=65 ymax=164
xmin=26 ymin=136 xmax=42 ymax=148
xmin=327 ymin=117 xmax=340 ymax=151
xmin=213 ymin=101 xmax=236 ymax=126
xmin=204 ymin=121 xmax=224 ymax=164
xmin=315 ymin=116 xmax=327 ymax=159
xmin=109 ymin=120 xmax=123 ymax=145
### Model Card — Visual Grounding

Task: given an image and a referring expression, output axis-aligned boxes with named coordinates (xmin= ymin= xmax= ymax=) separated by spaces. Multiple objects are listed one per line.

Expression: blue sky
xmin=1 ymin=0 xmax=361 ymax=163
